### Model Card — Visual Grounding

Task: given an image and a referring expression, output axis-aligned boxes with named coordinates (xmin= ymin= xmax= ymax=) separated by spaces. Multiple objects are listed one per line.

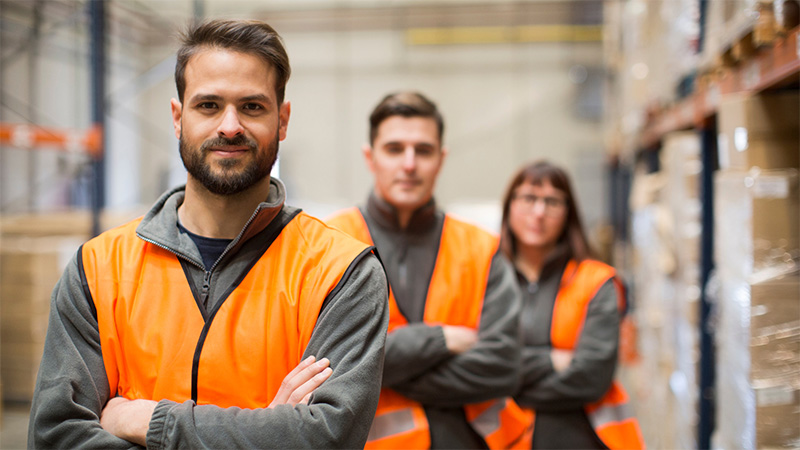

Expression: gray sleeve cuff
xmin=145 ymin=400 xmax=179 ymax=450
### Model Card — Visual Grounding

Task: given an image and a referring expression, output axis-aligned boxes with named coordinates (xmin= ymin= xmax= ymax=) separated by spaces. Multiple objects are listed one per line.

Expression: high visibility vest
xmin=328 ymin=207 xmax=533 ymax=450
xmin=81 ymin=212 xmax=371 ymax=407
xmin=547 ymin=259 xmax=646 ymax=450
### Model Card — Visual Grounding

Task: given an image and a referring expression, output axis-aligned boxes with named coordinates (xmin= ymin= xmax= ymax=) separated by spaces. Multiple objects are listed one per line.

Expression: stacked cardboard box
xmin=0 ymin=236 xmax=84 ymax=403
xmin=750 ymin=271 xmax=800 ymax=449
xmin=717 ymin=92 xmax=800 ymax=173
xmin=0 ymin=209 xmax=141 ymax=404
xmin=712 ymin=90 xmax=799 ymax=449
xmin=660 ymin=131 xmax=703 ymax=449
xmin=627 ymin=131 xmax=704 ymax=448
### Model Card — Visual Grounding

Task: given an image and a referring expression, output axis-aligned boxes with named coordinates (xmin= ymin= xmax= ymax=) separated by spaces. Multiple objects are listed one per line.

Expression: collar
xmin=366 ymin=191 xmax=438 ymax=233
xmin=514 ymin=244 xmax=571 ymax=285
xmin=136 ymin=177 xmax=287 ymax=262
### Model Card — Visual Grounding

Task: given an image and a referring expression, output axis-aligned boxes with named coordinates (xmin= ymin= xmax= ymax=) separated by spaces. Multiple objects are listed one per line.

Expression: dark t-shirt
xmin=177 ymin=222 xmax=232 ymax=270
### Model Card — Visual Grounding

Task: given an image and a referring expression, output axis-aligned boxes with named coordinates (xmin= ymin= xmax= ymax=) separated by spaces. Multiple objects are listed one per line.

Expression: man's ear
xmin=278 ymin=101 xmax=291 ymax=141
xmin=170 ymin=98 xmax=182 ymax=139
xmin=361 ymin=143 xmax=375 ymax=174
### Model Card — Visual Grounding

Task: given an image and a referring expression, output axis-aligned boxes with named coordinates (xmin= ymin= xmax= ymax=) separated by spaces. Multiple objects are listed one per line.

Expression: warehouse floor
xmin=1 ymin=403 xmax=29 ymax=449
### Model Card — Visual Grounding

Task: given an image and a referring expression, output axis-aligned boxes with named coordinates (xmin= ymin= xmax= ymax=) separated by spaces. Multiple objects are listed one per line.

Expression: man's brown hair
xmin=368 ymin=91 xmax=444 ymax=145
xmin=175 ymin=19 xmax=291 ymax=105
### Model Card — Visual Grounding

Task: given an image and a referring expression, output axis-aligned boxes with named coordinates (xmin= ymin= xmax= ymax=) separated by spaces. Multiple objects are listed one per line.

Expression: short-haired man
xmin=327 ymin=92 xmax=531 ymax=449
xmin=28 ymin=19 xmax=388 ymax=449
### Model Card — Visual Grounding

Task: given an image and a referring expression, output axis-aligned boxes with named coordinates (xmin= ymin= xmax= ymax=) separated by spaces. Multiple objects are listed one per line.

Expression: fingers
xmin=270 ymin=356 xmax=332 ymax=408
xmin=443 ymin=325 xmax=479 ymax=354
xmin=290 ymin=366 xmax=333 ymax=405
xmin=270 ymin=356 xmax=317 ymax=405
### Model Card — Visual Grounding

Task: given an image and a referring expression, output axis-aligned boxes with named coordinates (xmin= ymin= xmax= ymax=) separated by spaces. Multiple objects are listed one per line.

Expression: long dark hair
xmin=500 ymin=160 xmax=594 ymax=264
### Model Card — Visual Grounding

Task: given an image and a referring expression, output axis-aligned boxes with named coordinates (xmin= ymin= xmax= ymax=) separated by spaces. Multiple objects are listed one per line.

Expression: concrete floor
xmin=1 ymin=402 xmax=30 ymax=449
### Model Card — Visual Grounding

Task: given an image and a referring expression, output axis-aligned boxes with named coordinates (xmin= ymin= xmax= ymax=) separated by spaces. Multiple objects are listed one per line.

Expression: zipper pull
xmin=201 ymin=271 xmax=212 ymax=307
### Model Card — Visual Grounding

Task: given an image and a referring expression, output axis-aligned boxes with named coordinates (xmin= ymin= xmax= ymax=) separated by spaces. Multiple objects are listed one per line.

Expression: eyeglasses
xmin=511 ymin=193 xmax=567 ymax=215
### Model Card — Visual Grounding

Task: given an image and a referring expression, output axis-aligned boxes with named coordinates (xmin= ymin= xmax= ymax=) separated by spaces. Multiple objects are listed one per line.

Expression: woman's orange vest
xmin=545 ymin=259 xmax=645 ymax=450
xmin=328 ymin=208 xmax=533 ymax=450
xmin=81 ymin=212 xmax=370 ymax=407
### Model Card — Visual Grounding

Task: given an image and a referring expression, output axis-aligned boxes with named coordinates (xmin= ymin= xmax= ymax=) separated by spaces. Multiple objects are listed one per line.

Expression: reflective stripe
xmin=367 ymin=408 xmax=416 ymax=442
xmin=469 ymin=399 xmax=505 ymax=437
xmin=589 ymin=402 xmax=634 ymax=429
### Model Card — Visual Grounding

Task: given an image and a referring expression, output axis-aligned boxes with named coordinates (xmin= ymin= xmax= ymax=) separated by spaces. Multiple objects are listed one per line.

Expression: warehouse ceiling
xmin=1 ymin=0 xmax=603 ymax=50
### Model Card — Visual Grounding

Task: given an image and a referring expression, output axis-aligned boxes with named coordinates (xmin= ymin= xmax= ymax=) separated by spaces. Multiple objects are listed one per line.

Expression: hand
xmin=269 ymin=356 xmax=333 ymax=408
xmin=442 ymin=326 xmax=478 ymax=354
xmin=100 ymin=397 xmax=157 ymax=446
xmin=550 ymin=348 xmax=574 ymax=372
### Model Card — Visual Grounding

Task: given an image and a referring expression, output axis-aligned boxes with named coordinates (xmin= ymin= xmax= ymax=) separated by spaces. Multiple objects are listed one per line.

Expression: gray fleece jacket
xmin=28 ymin=178 xmax=389 ymax=449
xmin=513 ymin=253 xmax=620 ymax=450
xmin=356 ymin=193 xmax=523 ymax=449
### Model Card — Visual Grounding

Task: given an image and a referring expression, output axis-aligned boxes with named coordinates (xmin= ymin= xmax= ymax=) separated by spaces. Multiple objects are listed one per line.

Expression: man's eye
xmin=243 ymin=103 xmax=263 ymax=111
xmin=385 ymin=146 xmax=403 ymax=154
xmin=416 ymin=147 xmax=434 ymax=156
xmin=198 ymin=102 xmax=217 ymax=110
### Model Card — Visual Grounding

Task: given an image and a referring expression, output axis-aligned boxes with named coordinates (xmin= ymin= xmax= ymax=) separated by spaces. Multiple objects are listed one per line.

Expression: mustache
xmin=199 ymin=135 xmax=258 ymax=151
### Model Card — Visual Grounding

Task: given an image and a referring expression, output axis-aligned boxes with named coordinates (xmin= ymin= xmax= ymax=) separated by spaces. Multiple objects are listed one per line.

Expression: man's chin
xmin=387 ymin=194 xmax=428 ymax=210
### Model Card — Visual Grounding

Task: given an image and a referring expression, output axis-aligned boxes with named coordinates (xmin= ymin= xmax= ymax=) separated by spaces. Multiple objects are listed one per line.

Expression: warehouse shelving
xmin=640 ymin=26 xmax=799 ymax=148
xmin=609 ymin=5 xmax=799 ymax=446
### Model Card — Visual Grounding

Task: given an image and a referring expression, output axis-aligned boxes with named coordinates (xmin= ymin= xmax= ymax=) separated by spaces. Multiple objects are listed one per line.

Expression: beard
xmin=180 ymin=133 xmax=278 ymax=196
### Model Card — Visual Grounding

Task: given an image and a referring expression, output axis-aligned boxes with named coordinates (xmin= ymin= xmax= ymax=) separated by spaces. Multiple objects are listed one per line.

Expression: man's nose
xmin=402 ymin=147 xmax=416 ymax=171
xmin=218 ymin=106 xmax=244 ymax=138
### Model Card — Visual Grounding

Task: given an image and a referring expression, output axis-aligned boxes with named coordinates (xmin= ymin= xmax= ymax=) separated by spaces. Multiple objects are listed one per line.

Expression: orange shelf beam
xmin=640 ymin=26 xmax=799 ymax=148
xmin=0 ymin=123 xmax=103 ymax=158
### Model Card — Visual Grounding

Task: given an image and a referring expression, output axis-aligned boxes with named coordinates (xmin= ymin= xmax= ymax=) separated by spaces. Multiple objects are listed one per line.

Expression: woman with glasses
xmin=500 ymin=161 xmax=644 ymax=450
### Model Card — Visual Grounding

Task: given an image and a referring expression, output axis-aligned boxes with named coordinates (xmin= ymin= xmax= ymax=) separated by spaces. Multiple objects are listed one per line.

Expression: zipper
xmin=137 ymin=204 xmax=268 ymax=309
xmin=200 ymin=270 xmax=212 ymax=308
xmin=206 ymin=205 xmax=263 ymax=274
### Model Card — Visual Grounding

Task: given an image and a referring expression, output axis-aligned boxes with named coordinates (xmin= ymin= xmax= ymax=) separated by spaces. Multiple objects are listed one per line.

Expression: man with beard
xmin=327 ymin=92 xmax=531 ymax=450
xmin=28 ymin=19 xmax=389 ymax=449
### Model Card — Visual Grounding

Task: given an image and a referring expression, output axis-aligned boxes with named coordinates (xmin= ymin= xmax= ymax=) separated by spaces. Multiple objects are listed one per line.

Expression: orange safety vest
xmin=328 ymin=207 xmax=533 ymax=450
xmin=546 ymin=259 xmax=645 ymax=450
xmin=81 ymin=212 xmax=370 ymax=407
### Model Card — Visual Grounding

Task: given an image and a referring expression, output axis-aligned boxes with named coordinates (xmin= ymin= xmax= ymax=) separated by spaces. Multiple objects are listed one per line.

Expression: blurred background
xmin=0 ymin=0 xmax=797 ymax=448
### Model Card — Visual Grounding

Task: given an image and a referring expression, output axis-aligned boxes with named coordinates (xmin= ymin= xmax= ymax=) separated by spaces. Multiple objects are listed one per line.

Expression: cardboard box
xmin=0 ymin=235 xmax=82 ymax=402
xmin=0 ymin=208 xmax=144 ymax=237
xmin=753 ymin=378 xmax=800 ymax=450
xmin=717 ymin=92 xmax=800 ymax=171
xmin=750 ymin=171 xmax=800 ymax=271
xmin=750 ymin=271 xmax=800 ymax=449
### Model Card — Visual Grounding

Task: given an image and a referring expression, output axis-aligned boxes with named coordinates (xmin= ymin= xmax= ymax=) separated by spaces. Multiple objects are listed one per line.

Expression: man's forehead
xmin=183 ymin=48 xmax=278 ymax=98
xmin=185 ymin=48 xmax=276 ymax=78
xmin=375 ymin=116 xmax=440 ymax=143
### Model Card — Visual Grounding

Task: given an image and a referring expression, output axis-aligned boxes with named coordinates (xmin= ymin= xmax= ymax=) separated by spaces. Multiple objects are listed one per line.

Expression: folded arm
xmin=515 ymin=279 xmax=621 ymax=412
xmin=388 ymin=252 xmax=523 ymax=407
xmin=29 ymin=251 xmax=389 ymax=450
xmin=144 ymin=254 xmax=389 ymax=449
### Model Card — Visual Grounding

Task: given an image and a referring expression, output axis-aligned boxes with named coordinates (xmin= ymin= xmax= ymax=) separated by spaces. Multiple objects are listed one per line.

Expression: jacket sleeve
xmin=28 ymin=251 xmax=140 ymax=449
xmin=520 ymin=345 xmax=555 ymax=388
xmin=514 ymin=279 xmax=620 ymax=411
xmin=388 ymin=251 xmax=523 ymax=407
xmin=381 ymin=324 xmax=452 ymax=386
xmin=145 ymin=253 xmax=389 ymax=450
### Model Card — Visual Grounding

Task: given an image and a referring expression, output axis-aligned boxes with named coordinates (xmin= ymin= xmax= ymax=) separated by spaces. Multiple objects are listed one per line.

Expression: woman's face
xmin=508 ymin=179 xmax=569 ymax=252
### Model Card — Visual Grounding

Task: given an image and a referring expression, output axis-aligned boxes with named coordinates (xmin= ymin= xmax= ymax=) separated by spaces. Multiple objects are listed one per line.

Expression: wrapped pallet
xmin=711 ymin=168 xmax=799 ymax=450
